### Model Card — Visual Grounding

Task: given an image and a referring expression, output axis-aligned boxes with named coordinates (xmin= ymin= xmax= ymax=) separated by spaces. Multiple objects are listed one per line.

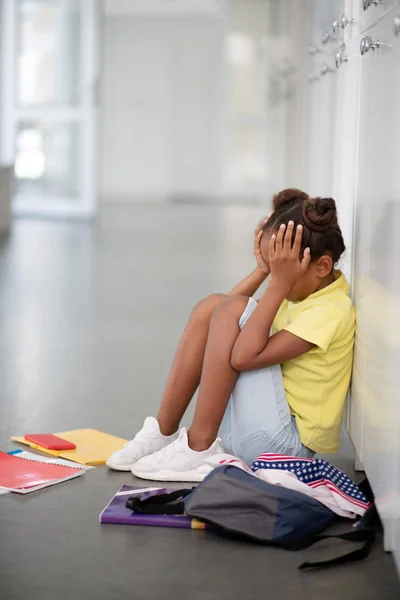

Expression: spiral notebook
xmin=100 ymin=485 xmax=208 ymax=530
xmin=0 ymin=451 xmax=85 ymax=494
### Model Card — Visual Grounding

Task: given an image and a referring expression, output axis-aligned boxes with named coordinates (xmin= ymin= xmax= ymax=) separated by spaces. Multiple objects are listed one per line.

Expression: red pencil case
xmin=24 ymin=434 xmax=76 ymax=450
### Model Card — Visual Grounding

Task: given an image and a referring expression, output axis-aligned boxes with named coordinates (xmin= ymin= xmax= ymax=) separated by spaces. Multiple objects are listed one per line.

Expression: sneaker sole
xmin=131 ymin=467 xmax=210 ymax=483
xmin=105 ymin=460 xmax=134 ymax=472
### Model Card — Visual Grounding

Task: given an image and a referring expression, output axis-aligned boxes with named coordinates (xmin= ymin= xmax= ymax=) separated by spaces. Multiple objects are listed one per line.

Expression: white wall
xmin=104 ymin=0 xmax=223 ymax=18
xmin=0 ymin=2 xmax=13 ymax=231
xmin=223 ymin=0 xmax=269 ymax=200
xmin=168 ymin=20 xmax=224 ymax=198
xmin=100 ymin=8 xmax=224 ymax=200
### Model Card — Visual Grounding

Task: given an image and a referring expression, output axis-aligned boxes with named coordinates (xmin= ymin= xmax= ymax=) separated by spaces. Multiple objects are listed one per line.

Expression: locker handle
xmin=308 ymin=44 xmax=322 ymax=56
xmin=335 ymin=51 xmax=349 ymax=69
xmin=320 ymin=63 xmax=335 ymax=76
xmin=360 ymin=36 xmax=389 ymax=55
xmin=394 ymin=16 xmax=400 ymax=37
xmin=332 ymin=15 xmax=355 ymax=33
xmin=321 ymin=32 xmax=335 ymax=45
xmin=363 ymin=0 xmax=382 ymax=10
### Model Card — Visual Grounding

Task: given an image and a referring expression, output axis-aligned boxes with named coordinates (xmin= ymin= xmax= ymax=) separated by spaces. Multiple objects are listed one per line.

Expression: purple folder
xmin=99 ymin=485 xmax=208 ymax=530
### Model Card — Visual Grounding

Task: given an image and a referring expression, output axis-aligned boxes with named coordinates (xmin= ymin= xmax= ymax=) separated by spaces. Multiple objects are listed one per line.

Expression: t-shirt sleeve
xmin=283 ymin=301 xmax=340 ymax=352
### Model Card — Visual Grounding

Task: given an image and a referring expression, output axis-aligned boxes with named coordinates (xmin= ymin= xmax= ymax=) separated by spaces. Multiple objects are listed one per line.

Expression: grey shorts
xmin=219 ymin=297 xmax=315 ymax=466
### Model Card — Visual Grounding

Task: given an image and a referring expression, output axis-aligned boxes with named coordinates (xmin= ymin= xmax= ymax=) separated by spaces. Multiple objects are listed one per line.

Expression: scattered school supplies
xmin=99 ymin=485 xmax=208 ymax=530
xmin=0 ymin=451 xmax=85 ymax=494
xmin=12 ymin=429 xmax=128 ymax=466
xmin=24 ymin=434 xmax=76 ymax=450
xmin=8 ymin=449 xmax=96 ymax=470
xmin=134 ymin=464 xmax=376 ymax=570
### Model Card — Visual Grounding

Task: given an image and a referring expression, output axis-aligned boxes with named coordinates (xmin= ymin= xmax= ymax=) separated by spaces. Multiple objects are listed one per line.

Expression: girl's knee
xmin=211 ymin=295 xmax=249 ymax=320
xmin=191 ymin=293 xmax=228 ymax=321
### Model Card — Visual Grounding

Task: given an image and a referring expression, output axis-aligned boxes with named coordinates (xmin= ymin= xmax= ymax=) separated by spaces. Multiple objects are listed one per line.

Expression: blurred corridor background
xmin=1 ymin=0 xmax=349 ymax=214
xmin=1 ymin=1 xmax=400 ymax=598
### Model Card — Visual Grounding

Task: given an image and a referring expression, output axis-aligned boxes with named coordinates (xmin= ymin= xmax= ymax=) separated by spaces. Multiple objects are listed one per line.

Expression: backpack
xmin=127 ymin=464 xmax=377 ymax=570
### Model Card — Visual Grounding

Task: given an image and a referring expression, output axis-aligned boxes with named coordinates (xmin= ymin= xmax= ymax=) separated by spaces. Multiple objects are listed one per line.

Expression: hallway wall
xmin=100 ymin=8 xmax=224 ymax=200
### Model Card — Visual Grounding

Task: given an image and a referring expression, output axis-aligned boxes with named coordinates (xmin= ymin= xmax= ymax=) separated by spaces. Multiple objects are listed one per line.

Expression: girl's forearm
xmin=231 ymin=282 xmax=287 ymax=359
xmin=228 ymin=267 xmax=268 ymax=297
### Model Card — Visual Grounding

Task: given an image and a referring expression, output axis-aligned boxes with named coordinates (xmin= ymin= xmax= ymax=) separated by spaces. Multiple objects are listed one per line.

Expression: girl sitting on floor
xmin=107 ymin=188 xmax=355 ymax=481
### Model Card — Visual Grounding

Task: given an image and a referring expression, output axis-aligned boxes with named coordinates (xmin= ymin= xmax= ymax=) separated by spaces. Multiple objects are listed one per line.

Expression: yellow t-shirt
xmin=272 ymin=271 xmax=355 ymax=453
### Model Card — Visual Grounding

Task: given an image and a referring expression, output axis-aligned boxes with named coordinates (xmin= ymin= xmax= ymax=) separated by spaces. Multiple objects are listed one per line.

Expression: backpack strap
xmin=126 ymin=488 xmax=193 ymax=515
xmin=285 ymin=488 xmax=378 ymax=569
xmin=289 ymin=528 xmax=375 ymax=570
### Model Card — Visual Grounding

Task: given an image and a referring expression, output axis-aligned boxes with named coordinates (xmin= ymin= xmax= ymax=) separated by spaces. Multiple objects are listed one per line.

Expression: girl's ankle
xmin=187 ymin=429 xmax=216 ymax=452
xmin=157 ymin=417 xmax=179 ymax=437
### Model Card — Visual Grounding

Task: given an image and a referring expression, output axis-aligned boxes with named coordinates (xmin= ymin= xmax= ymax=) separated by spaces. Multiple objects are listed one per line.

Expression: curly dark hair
xmin=264 ymin=188 xmax=346 ymax=262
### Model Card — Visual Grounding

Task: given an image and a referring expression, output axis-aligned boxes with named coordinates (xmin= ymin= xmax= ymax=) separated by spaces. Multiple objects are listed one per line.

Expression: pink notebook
xmin=0 ymin=451 xmax=84 ymax=494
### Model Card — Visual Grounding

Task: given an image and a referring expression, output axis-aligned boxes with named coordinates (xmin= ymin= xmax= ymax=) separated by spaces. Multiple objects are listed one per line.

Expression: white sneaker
xmin=106 ymin=417 xmax=178 ymax=471
xmin=131 ymin=427 xmax=224 ymax=482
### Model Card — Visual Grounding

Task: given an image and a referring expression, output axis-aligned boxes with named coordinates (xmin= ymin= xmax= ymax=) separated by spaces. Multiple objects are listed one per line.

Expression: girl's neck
xmin=315 ymin=271 xmax=336 ymax=294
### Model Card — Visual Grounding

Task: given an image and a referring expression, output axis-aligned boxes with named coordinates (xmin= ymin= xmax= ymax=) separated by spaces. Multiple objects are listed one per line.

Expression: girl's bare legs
xmin=156 ymin=293 xmax=228 ymax=435
xmin=187 ymin=295 xmax=249 ymax=451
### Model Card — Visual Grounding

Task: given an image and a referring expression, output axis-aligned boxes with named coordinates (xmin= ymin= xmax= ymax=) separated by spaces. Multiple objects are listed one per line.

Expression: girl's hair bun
xmin=302 ymin=196 xmax=338 ymax=232
xmin=267 ymin=188 xmax=345 ymax=262
xmin=272 ymin=188 xmax=309 ymax=211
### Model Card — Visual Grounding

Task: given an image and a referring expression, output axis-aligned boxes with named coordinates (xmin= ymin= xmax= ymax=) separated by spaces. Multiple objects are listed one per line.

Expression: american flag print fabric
xmin=251 ymin=453 xmax=371 ymax=518
xmin=209 ymin=452 xmax=371 ymax=519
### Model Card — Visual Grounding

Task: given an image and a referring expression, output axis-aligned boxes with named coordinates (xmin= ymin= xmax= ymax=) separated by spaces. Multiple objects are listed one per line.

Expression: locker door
xmin=391 ymin=7 xmax=400 ymax=565
xmin=348 ymin=24 xmax=376 ymax=463
xmin=392 ymin=6 xmax=400 ymax=567
xmin=331 ymin=34 xmax=361 ymax=283
xmin=305 ymin=0 xmax=343 ymax=196
xmin=370 ymin=9 xmax=400 ymax=565
xmin=353 ymin=11 xmax=400 ymax=558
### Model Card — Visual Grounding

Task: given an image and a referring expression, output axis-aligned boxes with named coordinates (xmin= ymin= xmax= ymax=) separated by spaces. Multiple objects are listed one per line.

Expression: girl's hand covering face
xmin=269 ymin=221 xmax=311 ymax=292
xmin=254 ymin=215 xmax=271 ymax=275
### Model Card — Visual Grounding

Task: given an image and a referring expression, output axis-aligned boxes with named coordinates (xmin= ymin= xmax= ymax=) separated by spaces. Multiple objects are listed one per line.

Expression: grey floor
xmin=0 ymin=203 xmax=399 ymax=600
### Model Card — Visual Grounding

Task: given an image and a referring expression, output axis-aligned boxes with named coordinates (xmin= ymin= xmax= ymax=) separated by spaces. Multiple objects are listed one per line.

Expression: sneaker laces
xmin=152 ymin=434 xmax=184 ymax=463
xmin=151 ymin=432 xmax=222 ymax=464
xmin=123 ymin=429 xmax=159 ymax=457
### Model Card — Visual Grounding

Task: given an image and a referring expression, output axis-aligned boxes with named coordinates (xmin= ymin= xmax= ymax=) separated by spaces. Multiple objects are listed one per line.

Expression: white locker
xmin=350 ymin=9 xmax=400 ymax=568
xmin=305 ymin=0 xmax=343 ymax=197
xmin=331 ymin=33 xmax=361 ymax=282
xmin=274 ymin=0 xmax=400 ymax=573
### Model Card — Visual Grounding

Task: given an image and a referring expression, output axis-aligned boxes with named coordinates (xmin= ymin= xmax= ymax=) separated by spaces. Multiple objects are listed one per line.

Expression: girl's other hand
xmin=254 ymin=216 xmax=270 ymax=275
xmin=269 ymin=221 xmax=311 ymax=292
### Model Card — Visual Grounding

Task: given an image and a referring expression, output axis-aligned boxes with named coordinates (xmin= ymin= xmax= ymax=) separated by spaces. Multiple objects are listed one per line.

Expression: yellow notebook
xmin=11 ymin=429 xmax=128 ymax=466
